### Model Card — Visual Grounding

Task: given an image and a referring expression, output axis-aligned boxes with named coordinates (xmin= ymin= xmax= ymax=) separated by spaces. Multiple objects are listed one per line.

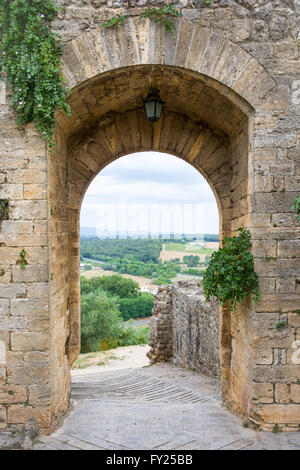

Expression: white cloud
xmin=80 ymin=152 xmax=219 ymax=234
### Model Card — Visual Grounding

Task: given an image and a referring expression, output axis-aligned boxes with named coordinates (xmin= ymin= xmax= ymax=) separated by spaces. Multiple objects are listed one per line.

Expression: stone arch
xmin=60 ymin=19 xmax=275 ymax=111
xmin=0 ymin=3 xmax=299 ymax=437
xmin=47 ymin=17 xmax=276 ymax=427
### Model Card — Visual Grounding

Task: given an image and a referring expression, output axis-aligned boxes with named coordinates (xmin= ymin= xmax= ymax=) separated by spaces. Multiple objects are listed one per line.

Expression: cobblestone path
xmin=34 ymin=365 xmax=300 ymax=451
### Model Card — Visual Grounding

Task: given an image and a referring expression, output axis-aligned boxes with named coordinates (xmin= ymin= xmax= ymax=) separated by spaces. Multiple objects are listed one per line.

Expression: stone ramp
xmin=34 ymin=366 xmax=300 ymax=451
xmin=71 ymin=369 xmax=213 ymax=404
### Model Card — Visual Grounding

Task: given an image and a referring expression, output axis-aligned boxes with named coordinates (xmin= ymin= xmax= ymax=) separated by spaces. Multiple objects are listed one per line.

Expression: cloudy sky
xmin=80 ymin=152 xmax=219 ymax=237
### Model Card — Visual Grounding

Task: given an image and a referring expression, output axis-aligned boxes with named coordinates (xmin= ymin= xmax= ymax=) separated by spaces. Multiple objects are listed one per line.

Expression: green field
xmin=165 ymin=243 xmax=215 ymax=255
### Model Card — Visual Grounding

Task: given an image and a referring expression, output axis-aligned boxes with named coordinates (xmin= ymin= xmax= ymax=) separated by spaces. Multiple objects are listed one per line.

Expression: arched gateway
xmin=0 ymin=10 xmax=299 ymax=434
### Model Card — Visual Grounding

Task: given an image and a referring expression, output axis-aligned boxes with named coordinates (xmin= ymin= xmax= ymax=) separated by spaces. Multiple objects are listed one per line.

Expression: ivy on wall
xmin=0 ymin=0 xmax=71 ymax=148
xmin=0 ymin=1 xmax=215 ymax=145
xmin=140 ymin=5 xmax=181 ymax=33
xmin=203 ymin=228 xmax=261 ymax=312
xmin=101 ymin=4 xmax=182 ymax=33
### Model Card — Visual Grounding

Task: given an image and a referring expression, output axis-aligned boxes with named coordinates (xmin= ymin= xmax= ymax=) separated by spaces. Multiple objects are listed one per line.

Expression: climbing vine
xmin=203 ymin=228 xmax=261 ymax=312
xmin=19 ymin=249 xmax=27 ymax=270
xmin=101 ymin=4 xmax=181 ymax=34
xmin=0 ymin=0 xmax=71 ymax=148
xmin=140 ymin=5 xmax=181 ymax=33
xmin=101 ymin=15 xmax=126 ymax=29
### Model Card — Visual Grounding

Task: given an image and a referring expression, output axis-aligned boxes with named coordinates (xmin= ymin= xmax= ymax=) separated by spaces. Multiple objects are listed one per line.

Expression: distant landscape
xmin=79 ymin=235 xmax=219 ymax=355
xmin=80 ymin=234 xmax=219 ymax=286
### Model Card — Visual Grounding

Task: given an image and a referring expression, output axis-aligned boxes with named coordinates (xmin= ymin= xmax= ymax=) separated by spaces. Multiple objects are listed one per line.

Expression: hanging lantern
xmin=144 ymin=89 xmax=163 ymax=123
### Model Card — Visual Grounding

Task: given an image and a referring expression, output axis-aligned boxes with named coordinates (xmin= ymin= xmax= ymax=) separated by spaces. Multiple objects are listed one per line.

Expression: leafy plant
xmin=276 ymin=321 xmax=287 ymax=330
xmin=0 ymin=199 xmax=9 ymax=221
xmin=101 ymin=15 xmax=126 ymax=29
xmin=272 ymin=423 xmax=281 ymax=433
xmin=19 ymin=249 xmax=27 ymax=270
xmin=202 ymin=228 xmax=261 ymax=311
xmin=81 ymin=288 xmax=123 ymax=353
xmin=292 ymin=195 xmax=300 ymax=222
xmin=0 ymin=0 xmax=71 ymax=148
xmin=140 ymin=5 xmax=181 ymax=33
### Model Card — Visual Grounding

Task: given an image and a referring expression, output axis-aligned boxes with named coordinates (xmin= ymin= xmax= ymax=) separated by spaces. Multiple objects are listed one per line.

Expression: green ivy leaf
xmin=202 ymin=228 xmax=261 ymax=312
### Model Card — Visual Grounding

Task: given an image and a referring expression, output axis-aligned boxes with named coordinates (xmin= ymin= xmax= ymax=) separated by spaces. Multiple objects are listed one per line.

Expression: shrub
xmin=203 ymin=228 xmax=260 ymax=311
xmin=80 ymin=289 xmax=122 ymax=353
xmin=80 ymin=275 xmax=139 ymax=298
xmin=116 ymin=325 xmax=149 ymax=347
xmin=119 ymin=293 xmax=154 ymax=321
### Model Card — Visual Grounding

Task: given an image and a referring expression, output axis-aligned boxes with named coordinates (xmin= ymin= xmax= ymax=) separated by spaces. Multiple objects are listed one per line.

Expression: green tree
xmin=183 ymin=255 xmax=200 ymax=267
xmin=119 ymin=293 xmax=154 ymax=321
xmin=80 ymin=289 xmax=122 ymax=353
xmin=153 ymin=275 xmax=172 ymax=285
xmin=80 ymin=275 xmax=139 ymax=298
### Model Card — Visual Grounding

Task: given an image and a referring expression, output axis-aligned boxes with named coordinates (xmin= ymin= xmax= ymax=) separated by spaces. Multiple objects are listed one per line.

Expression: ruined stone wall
xmin=148 ymin=281 xmax=220 ymax=379
xmin=148 ymin=285 xmax=173 ymax=363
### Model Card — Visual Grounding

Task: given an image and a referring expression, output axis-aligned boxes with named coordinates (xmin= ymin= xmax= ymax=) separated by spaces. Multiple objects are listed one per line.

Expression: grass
xmin=72 ymin=321 xmax=149 ymax=370
xmin=165 ymin=242 xmax=215 ymax=255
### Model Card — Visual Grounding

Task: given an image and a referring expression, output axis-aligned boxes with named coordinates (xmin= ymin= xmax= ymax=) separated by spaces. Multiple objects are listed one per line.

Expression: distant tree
xmin=81 ymin=289 xmax=122 ymax=353
xmin=119 ymin=293 xmax=154 ymax=321
xmin=183 ymin=255 xmax=200 ymax=267
xmin=153 ymin=275 xmax=172 ymax=285
xmin=80 ymin=275 xmax=139 ymax=298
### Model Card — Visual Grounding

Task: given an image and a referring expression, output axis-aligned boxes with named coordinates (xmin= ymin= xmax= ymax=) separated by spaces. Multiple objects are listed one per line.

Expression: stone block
xmin=7 ymin=404 xmax=51 ymax=428
xmin=28 ymin=384 xmax=51 ymax=406
xmin=7 ymin=170 xmax=46 ymax=184
xmin=11 ymin=332 xmax=49 ymax=352
xmin=27 ymin=283 xmax=49 ymax=299
xmin=275 ymin=384 xmax=290 ymax=404
xmin=291 ymin=384 xmax=300 ymax=403
xmin=12 ymin=265 xmax=48 ymax=283
xmin=0 ymin=385 xmax=27 ymax=404
xmin=24 ymin=184 xmax=47 ymax=200
xmin=276 ymin=278 xmax=296 ymax=294
xmin=0 ymin=405 xmax=6 ymax=428
xmin=10 ymin=299 xmax=49 ymax=317
xmin=10 ymin=200 xmax=48 ymax=220
xmin=250 ymin=382 xmax=273 ymax=404
xmin=0 ymin=340 xmax=5 ymax=365
xmin=0 ymin=284 xmax=26 ymax=299
xmin=253 ymin=405 xmax=300 ymax=424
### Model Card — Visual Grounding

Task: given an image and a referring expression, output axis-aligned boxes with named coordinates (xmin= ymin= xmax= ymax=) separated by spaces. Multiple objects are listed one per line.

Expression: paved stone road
xmin=34 ymin=365 xmax=300 ymax=450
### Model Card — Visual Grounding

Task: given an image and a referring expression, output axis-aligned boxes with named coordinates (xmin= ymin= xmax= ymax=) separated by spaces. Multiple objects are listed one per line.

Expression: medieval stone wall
xmin=0 ymin=0 xmax=299 ymax=433
xmin=148 ymin=281 xmax=220 ymax=379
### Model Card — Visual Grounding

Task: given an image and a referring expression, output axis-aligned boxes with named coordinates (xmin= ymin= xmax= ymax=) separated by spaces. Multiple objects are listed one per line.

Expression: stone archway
xmin=1 ymin=15 xmax=299 ymax=435
xmin=48 ymin=21 xmax=273 ymax=430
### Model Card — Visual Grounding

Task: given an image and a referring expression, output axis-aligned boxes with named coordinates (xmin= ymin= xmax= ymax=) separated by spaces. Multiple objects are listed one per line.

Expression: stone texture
xmin=148 ymin=281 xmax=220 ymax=378
xmin=0 ymin=0 xmax=299 ymax=435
